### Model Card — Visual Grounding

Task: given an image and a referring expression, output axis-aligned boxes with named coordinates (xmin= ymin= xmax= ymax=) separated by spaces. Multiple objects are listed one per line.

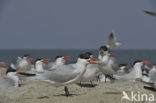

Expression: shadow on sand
xmin=53 ymin=93 xmax=79 ymax=97
xmin=76 ymin=83 xmax=98 ymax=88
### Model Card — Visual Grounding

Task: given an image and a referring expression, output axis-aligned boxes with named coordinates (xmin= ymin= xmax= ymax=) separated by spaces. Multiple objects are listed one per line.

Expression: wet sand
xmin=0 ymin=81 xmax=155 ymax=103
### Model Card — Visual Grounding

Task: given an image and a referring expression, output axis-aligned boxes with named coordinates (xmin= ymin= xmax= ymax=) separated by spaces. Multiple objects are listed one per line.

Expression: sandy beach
xmin=0 ymin=81 xmax=155 ymax=103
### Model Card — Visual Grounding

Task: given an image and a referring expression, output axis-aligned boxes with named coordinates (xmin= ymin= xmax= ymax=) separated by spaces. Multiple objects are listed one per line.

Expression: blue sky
xmin=0 ymin=0 xmax=155 ymax=49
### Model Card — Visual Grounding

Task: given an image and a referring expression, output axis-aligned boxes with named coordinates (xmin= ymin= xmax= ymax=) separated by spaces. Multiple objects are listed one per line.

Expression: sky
xmin=0 ymin=0 xmax=155 ymax=49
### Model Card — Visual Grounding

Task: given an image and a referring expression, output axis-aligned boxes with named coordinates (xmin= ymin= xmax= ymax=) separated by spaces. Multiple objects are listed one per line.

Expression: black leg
xmin=64 ymin=86 xmax=69 ymax=97
xmin=105 ymin=75 xmax=107 ymax=83
xmin=111 ymin=78 xmax=113 ymax=83
xmin=90 ymin=80 xmax=94 ymax=87
xmin=80 ymin=81 xmax=82 ymax=87
xmin=110 ymin=75 xmax=114 ymax=83
xmin=97 ymin=75 xmax=100 ymax=82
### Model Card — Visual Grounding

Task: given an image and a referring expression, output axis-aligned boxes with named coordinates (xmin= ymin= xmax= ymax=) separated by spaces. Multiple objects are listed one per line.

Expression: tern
xmin=0 ymin=67 xmax=25 ymax=88
xmin=16 ymin=54 xmax=35 ymax=71
xmin=107 ymin=30 xmax=124 ymax=49
xmin=24 ymin=52 xmax=98 ymax=96
xmin=98 ymin=45 xmax=118 ymax=82
xmin=44 ymin=56 xmax=70 ymax=70
xmin=114 ymin=61 xmax=149 ymax=81
xmin=79 ymin=52 xmax=99 ymax=87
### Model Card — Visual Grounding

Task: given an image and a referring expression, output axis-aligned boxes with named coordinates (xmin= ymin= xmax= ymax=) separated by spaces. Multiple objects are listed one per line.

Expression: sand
xmin=0 ymin=81 xmax=156 ymax=103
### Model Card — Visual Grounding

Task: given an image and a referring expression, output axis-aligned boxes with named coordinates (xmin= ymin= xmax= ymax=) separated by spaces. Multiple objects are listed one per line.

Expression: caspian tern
xmin=144 ymin=65 xmax=156 ymax=91
xmin=114 ymin=61 xmax=149 ymax=81
xmin=34 ymin=58 xmax=50 ymax=73
xmin=98 ymin=46 xmax=118 ymax=82
xmin=17 ymin=58 xmax=50 ymax=74
xmin=116 ymin=64 xmax=129 ymax=76
xmin=25 ymin=52 xmax=98 ymax=96
xmin=79 ymin=52 xmax=99 ymax=87
xmin=107 ymin=30 xmax=124 ymax=49
xmin=141 ymin=63 xmax=153 ymax=83
xmin=16 ymin=54 xmax=35 ymax=71
xmin=0 ymin=67 xmax=25 ymax=88
xmin=44 ymin=56 xmax=70 ymax=70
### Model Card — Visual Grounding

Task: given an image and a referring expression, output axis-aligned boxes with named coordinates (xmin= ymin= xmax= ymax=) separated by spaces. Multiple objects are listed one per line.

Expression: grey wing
xmin=43 ymin=62 xmax=54 ymax=70
xmin=149 ymin=70 xmax=156 ymax=82
xmin=16 ymin=57 xmax=22 ymax=65
xmin=10 ymin=63 xmax=18 ymax=70
xmin=41 ymin=65 xmax=79 ymax=83
xmin=110 ymin=57 xmax=119 ymax=72
xmin=46 ymin=62 xmax=56 ymax=70
xmin=144 ymin=10 xmax=156 ymax=17
xmin=0 ymin=78 xmax=15 ymax=88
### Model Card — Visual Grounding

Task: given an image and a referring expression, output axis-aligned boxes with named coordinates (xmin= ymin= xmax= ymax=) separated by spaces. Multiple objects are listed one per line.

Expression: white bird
xmin=114 ymin=61 xmax=149 ymax=81
xmin=16 ymin=54 xmax=35 ymax=71
xmin=0 ymin=67 xmax=24 ymax=88
xmin=141 ymin=63 xmax=153 ymax=83
xmin=34 ymin=59 xmax=50 ymax=73
xmin=149 ymin=65 xmax=156 ymax=82
xmin=44 ymin=56 xmax=70 ymax=70
xmin=107 ymin=30 xmax=124 ymax=49
xmin=16 ymin=58 xmax=49 ymax=80
xmin=116 ymin=64 xmax=129 ymax=76
xmin=79 ymin=52 xmax=99 ymax=87
xmin=18 ymin=58 xmax=50 ymax=74
xmin=98 ymin=45 xmax=118 ymax=82
xmin=25 ymin=52 xmax=98 ymax=96
xmin=144 ymin=65 xmax=156 ymax=91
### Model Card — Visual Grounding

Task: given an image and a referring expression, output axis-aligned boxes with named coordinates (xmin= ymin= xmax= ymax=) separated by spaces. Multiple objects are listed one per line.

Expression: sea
xmin=0 ymin=49 xmax=156 ymax=66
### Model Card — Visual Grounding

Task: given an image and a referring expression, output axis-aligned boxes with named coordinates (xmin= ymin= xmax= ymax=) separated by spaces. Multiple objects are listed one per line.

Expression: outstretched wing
xmin=108 ymin=30 xmax=116 ymax=47
xmin=144 ymin=10 xmax=156 ymax=17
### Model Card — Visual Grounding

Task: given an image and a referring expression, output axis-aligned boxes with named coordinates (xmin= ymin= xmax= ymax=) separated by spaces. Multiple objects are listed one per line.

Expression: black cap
xmin=119 ymin=64 xmax=128 ymax=67
xmin=79 ymin=52 xmax=91 ymax=59
xmin=99 ymin=46 xmax=108 ymax=51
xmin=133 ymin=60 xmax=142 ymax=65
xmin=24 ymin=54 xmax=30 ymax=57
xmin=6 ymin=67 xmax=16 ymax=74
xmin=85 ymin=52 xmax=92 ymax=56
xmin=55 ymin=56 xmax=63 ymax=60
xmin=35 ymin=58 xmax=43 ymax=62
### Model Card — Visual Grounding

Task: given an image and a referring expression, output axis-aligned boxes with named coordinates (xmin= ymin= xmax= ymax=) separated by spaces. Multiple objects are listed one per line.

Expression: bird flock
xmin=0 ymin=31 xmax=156 ymax=97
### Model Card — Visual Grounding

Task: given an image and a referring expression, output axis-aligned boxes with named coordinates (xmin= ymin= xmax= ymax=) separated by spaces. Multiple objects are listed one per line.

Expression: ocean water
xmin=0 ymin=49 xmax=156 ymax=65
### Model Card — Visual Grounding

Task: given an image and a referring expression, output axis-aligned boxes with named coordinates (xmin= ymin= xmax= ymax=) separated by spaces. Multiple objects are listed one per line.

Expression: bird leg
xmin=96 ymin=75 xmax=100 ymax=82
xmin=105 ymin=75 xmax=107 ymax=83
xmin=64 ymin=86 xmax=70 ymax=97
xmin=79 ymin=81 xmax=82 ymax=87
xmin=90 ymin=80 xmax=94 ymax=87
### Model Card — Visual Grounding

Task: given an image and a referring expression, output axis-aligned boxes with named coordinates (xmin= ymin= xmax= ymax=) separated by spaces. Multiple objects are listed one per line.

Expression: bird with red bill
xmin=0 ymin=62 xmax=6 ymax=67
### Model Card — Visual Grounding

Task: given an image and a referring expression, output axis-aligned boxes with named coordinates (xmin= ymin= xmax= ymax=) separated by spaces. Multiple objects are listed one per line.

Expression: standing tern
xmin=25 ymin=52 xmax=98 ymax=96
xmin=0 ymin=67 xmax=25 ymax=88
xmin=79 ymin=52 xmax=99 ymax=87
xmin=98 ymin=46 xmax=118 ymax=82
